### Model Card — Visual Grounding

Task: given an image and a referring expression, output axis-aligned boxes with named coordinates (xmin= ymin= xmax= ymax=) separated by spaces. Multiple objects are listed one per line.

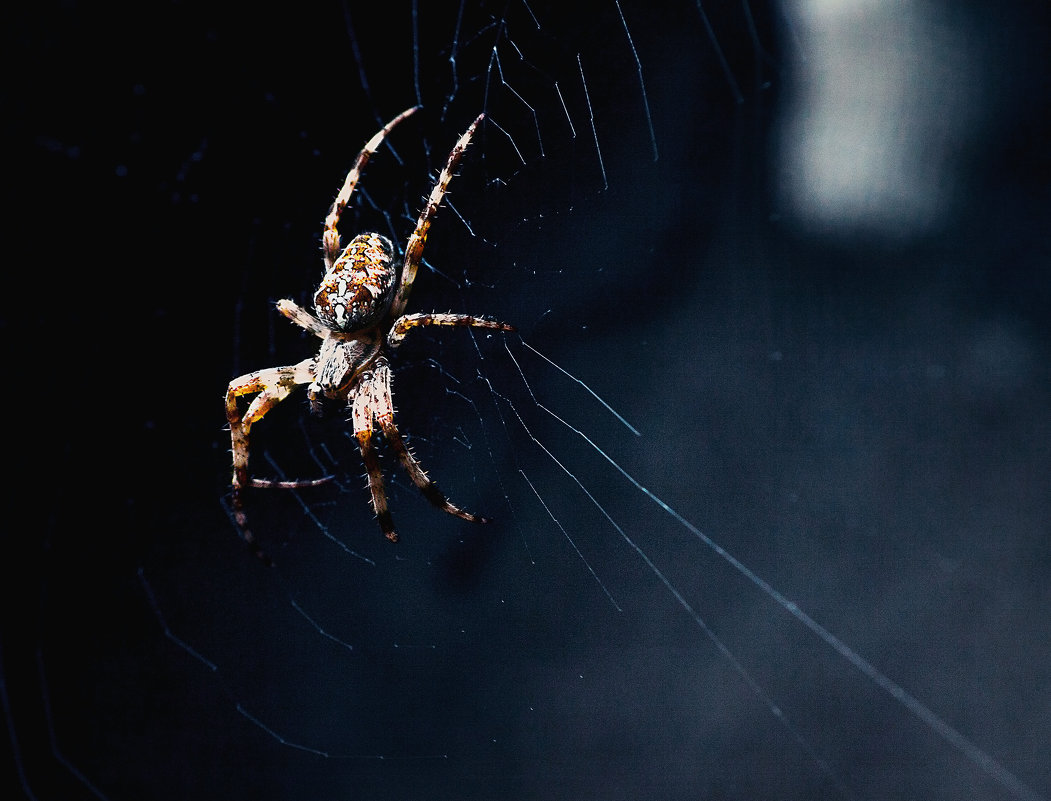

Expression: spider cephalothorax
xmin=225 ymin=107 xmax=515 ymax=556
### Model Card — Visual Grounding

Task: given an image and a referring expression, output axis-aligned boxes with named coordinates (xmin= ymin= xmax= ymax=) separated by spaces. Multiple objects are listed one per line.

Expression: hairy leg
xmin=391 ymin=113 xmax=485 ymax=318
xmin=322 ymin=106 xmax=419 ymax=271
xmin=372 ymin=359 xmax=489 ymax=525
xmin=351 ymin=370 xmax=397 ymax=542
xmin=277 ymin=299 xmax=328 ymax=338
xmin=225 ymin=357 xmax=322 ymax=559
xmin=387 ymin=312 xmax=515 ymax=349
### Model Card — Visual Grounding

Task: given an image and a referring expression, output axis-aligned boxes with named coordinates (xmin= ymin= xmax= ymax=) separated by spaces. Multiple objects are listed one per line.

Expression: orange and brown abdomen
xmin=313 ymin=233 xmax=397 ymax=332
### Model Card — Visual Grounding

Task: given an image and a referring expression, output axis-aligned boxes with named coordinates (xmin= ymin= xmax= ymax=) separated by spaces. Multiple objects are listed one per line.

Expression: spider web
xmin=5 ymin=1 xmax=1051 ymax=800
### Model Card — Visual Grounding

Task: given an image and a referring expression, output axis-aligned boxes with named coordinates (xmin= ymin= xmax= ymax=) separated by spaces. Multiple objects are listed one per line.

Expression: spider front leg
xmin=352 ymin=358 xmax=490 ymax=543
xmin=351 ymin=367 xmax=398 ymax=541
xmin=387 ymin=313 xmax=516 ymax=349
xmin=225 ymin=358 xmax=328 ymax=558
xmin=372 ymin=359 xmax=489 ymax=526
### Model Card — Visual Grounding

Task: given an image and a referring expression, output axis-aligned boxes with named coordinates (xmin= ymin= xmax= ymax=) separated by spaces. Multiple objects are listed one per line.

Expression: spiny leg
xmin=276 ymin=299 xmax=328 ymax=338
xmin=391 ymin=113 xmax=485 ymax=319
xmin=387 ymin=313 xmax=516 ymax=349
xmin=323 ymin=106 xmax=420 ymax=271
xmin=352 ymin=371 xmax=398 ymax=542
xmin=226 ymin=357 xmax=319 ymax=488
xmin=225 ymin=358 xmax=325 ymax=559
xmin=372 ymin=359 xmax=489 ymax=525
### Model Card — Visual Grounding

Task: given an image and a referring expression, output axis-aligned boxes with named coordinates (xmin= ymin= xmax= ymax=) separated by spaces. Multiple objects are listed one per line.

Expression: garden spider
xmin=225 ymin=107 xmax=514 ymax=556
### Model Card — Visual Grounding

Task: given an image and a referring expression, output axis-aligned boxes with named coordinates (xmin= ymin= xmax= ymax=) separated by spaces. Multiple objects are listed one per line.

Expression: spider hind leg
xmin=323 ymin=106 xmax=419 ymax=272
xmin=392 ymin=113 xmax=485 ymax=319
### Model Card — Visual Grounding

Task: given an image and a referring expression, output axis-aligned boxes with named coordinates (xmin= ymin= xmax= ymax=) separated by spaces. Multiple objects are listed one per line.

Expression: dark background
xmin=3 ymin=2 xmax=1049 ymax=800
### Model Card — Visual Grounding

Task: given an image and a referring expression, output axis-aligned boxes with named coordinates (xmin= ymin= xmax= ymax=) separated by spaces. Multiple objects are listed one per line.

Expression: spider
xmin=225 ymin=107 xmax=514 ymax=556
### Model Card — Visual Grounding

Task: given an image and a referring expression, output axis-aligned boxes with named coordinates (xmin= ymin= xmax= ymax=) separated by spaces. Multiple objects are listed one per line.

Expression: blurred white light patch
xmin=778 ymin=0 xmax=984 ymax=238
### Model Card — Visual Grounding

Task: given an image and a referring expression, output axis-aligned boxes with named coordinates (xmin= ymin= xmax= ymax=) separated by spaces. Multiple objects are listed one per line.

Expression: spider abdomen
xmin=314 ymin=233 xmax=396 ymax=331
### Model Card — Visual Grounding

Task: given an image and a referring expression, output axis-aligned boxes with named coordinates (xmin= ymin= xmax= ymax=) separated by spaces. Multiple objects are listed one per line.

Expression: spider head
xmin=314 ymin=233 xmax=397 ymax=332
xmin=308 ymin=335 xmax=382 ymax=412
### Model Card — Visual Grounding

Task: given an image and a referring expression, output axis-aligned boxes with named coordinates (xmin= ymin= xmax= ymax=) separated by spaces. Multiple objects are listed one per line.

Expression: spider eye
xmin=314 ymin=233 xmax=397 ymax=331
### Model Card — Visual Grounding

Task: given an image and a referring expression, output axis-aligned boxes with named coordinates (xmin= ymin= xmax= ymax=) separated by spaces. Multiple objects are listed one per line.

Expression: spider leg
xmin=372 ymin=358 xmax=490 ymax=526
xmin=225 ymin=358 xmax=326 ymax=559
xmin=387 ymin=313 xmax=516 ymax=349
xmin=391 ymin=113 xmax=485 ymax=319
xmin=351 ymin=369 xmax=398 ymax=542
xmin=277 ymin=299 xmax=328 ymax=338
xmin=323 ymin=106 xmax=420 ymax=271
